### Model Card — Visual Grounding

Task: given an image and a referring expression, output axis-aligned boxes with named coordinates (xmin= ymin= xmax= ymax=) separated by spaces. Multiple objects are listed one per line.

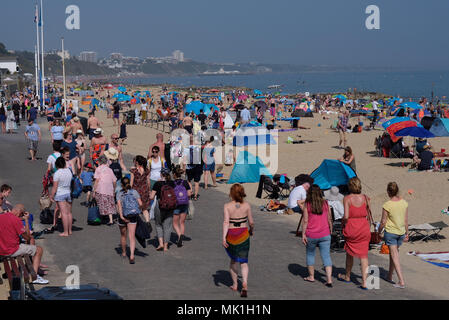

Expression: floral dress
xmin=131 ymin=168 xmax=150 ymax=209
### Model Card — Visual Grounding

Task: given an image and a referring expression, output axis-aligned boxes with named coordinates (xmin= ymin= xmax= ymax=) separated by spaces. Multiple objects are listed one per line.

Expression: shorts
xmin=47 ymin=116 xmax=54 ymax=122
xmin=88 ymin=129 xmax=95 ymax=140
xmin=0 ymin=115 xmax=6 ymax=122
xmin=113 ymin=113 xmax=120 ymax=119
xmin=55 ymin=193 xmax=72 ymax=203
xmin=117 ymin=214 xmax=138 ymax=226
xmin=186 ymin=165 xmax=203 ymax=183
xmin=291 ymin=206 xmax=303 ymax=214
xmin=384 ymin=231 xmax=405 ymax=247
xmin=174 ymin=204 xmax=188 ymax=215
xmin=11 ymin=244 xmax=37 ymax=257
xmin=203 ymin=162 xmax=215 ymax=172
xmin=83 ymin=186 xmax=93 ymax=193
xmin=27 ymin=139 xmax=39 ymax=151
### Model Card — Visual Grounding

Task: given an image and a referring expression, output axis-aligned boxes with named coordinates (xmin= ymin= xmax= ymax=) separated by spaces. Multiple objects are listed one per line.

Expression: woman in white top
xmin=148 ymin=146 xmax=164 ymax=189
xmin=49 ymin=157 xmax=73 ymax=237
xmin=141 ymin=100 xmax=148 ymax=126
xmin=6 ymin=107 xmax=17 ymax=133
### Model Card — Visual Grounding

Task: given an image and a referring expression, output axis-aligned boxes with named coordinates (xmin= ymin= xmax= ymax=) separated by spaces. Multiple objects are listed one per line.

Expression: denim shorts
xmin=54 ymin=193 xmax=72 ymax=203
xmin=173 ymin=204 xmax=188 ymax=215
xmin=384 ymin=231 xmax=405 ymax=247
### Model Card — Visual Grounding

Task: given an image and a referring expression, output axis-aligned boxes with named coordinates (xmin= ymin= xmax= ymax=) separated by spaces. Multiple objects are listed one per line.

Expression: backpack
xmin=159 ymin=183 xmax=177 ymax=210
xmin=122 ymin=191 xmax=141 ymax=216
xmin=174 ymin=180 xmax=189 ymax=206
xmin=69 ymin=169 xmax=82 ymax=199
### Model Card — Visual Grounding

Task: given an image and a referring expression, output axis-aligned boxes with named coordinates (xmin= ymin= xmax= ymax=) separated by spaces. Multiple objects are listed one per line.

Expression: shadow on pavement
xmin=212 ymin=270 xmax=233 ymax=288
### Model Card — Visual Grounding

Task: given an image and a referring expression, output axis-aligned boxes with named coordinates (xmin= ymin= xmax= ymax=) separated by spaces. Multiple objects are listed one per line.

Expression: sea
xmin=120 ymin=70 xmax=449 ymax=101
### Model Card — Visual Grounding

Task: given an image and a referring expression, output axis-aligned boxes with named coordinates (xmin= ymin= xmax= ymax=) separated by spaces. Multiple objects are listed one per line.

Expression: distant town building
xmin=110 ymin=53 xmax=123 ymax=61
xmin=0 ymin=57 xmax=18 ymax=74
xmin=79 ymin=51 xmax=98 ymax=63
xmin=172 ymin=50 xmax=184 ymax=62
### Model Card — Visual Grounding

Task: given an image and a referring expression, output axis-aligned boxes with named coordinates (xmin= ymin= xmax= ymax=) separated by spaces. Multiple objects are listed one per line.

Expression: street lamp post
xmin=62 ymin=37 xmax=67 ymax=118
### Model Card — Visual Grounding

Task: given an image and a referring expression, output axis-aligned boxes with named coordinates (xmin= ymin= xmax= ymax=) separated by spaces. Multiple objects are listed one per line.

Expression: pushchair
xmin=330 ymin=207 xmax=345 ymax=252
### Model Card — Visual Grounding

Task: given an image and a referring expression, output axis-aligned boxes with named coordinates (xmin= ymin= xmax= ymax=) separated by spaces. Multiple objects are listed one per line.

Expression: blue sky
xmin=1 ymin=0 xmax=448 ymax=68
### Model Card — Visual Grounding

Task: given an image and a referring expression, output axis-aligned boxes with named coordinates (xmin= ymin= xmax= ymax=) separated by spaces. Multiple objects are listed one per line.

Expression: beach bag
xmin=40 ymin=208 xmax=54 ymax=225
xmin=159 ymin=184 xmax=177 ymax=210
xmin=122 ymin=191 xmax=141 ymax=217
xmin=365 ymin=195 xmax=381 ymax=244
xmin=135 ymin=215 xmax=152 ymax=248
xmin=174 ymin=180 xmax=189 ymax=206
xmin=380 ymin=243 xmax=390 ymax=254
xmin=87 ymin=199 xmax=101 ymax=226
xmin=39 ymin=194 xmax=52 ymax=211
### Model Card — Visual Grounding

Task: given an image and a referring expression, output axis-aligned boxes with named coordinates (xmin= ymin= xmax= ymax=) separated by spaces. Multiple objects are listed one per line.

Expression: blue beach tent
xmin=228 ymin=151 xmax=272 ymax=184
xmin=430 ymin=118 xmax=449 ymax=137
xmin=310 ymin=160 xmax=356 ymax=190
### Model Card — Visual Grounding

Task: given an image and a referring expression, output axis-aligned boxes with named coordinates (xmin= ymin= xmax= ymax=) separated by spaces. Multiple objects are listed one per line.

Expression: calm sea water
xmin=122 ymin=71 xmax=449 ymax=101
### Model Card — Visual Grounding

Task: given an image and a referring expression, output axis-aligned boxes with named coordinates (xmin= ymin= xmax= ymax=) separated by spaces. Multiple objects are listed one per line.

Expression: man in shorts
xmin=0 ymin=204 xmax=49 ymax=284
xmin=337 ymin=110 xmax=349 ymax=149
xmin=24 ymin=119 xmax=41 ymax=161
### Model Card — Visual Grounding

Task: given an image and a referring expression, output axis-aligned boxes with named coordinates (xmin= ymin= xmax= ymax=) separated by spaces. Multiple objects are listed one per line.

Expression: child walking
xmin=80 ymin=163 xmax=95 ymax=206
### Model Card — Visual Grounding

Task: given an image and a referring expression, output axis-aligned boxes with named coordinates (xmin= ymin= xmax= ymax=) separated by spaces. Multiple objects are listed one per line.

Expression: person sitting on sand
xmin=339 ymin=146 xmax=356 ymax=173
xmin=413 ymin=144 xmax=435 ymax=171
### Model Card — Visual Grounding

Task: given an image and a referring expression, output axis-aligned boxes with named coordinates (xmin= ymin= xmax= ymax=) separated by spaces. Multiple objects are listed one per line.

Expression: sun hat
xmin=73 ymin=117 xmax=80 ymax=122
xmin=76 ymin=130 xmax=83 ymax=134
xmin=93 ymin=128 xmax=103 ymax=135
xmin=324 ymin=186 xmax=344 ymax=201
xmin=104 ymin=147 xmax=119 ymax=160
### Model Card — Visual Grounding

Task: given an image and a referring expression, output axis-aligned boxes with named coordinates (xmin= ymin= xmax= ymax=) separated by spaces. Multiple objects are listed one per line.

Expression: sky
xmin=0 ymin=0 xmax=448 ymax=69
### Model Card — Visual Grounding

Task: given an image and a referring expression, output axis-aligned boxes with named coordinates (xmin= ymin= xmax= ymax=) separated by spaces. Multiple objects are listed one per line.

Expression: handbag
xmin=135 ymin=215 xmax=152 ymax=248
xmin=39 ymin=194 xmax=52 ymax=211
xmin=187 ymin=200 xmax=194 ymax=220
xmin=40 ymin=208 xmax=54 ymax=225
xmin=365 ymin=195 xmax=381 ymax=244
xmin=87 ymin=199 xmax=101 ymax=226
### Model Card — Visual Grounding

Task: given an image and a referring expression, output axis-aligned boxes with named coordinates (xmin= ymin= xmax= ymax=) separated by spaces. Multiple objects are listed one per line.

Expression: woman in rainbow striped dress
xmin=223 ymin=184 xmax=255 ymax=298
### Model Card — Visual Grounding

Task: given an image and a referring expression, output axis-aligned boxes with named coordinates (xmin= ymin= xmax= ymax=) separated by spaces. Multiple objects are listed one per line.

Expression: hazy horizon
xmin=1 ymin=0 xmax=448 ymax=69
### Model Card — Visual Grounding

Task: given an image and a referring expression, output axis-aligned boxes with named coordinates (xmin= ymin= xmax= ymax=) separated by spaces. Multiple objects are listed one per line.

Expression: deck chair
xmin=408 ymin=221 xmax=448 ymax=243
xmin=272 ymin=174 xmax=291 ymax=199
xmin=262 ymin=176 xmax=280 ymax=199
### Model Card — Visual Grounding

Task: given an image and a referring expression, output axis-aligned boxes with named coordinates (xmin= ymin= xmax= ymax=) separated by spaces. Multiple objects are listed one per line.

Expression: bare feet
xmin=229 ymin=285 xmax=238 ymax=291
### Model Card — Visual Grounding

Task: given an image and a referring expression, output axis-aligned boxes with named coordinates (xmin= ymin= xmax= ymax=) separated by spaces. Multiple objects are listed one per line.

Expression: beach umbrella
xmin=333 ymin=94 xmax=347 ymax=101
xmin=118 ymin=86 xmax=127 ymax=92
xmin=399 ymin=102 xmax=423 ymax=110
xmin=386 ymin=120 xmax=422 ymax=142
xmin=310 ymin=160 xmax=356 ymax=190
xmin=254 ymin=101 xmax=268 ymax=110
xmin=254 ymin=89 xmax=263 ymax=95
xmin=117 ymin=95 xmax=131 ymax=102
xmin=386 ymin=97 xmax=401 ymax=106
xmin=382 ymin=117 xmax=416 ymax=129
xmin=396 ymin=127 xmax=435 ymax=139
xmin=255 ymin=96 xmax=267 ymax=100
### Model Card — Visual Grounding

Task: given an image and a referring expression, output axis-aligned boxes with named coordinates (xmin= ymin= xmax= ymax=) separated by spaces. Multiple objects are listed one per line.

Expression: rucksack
xmin=159 ymin=183 xmax=177 ymax=210
xmin=122 ymin=191 xmax=141 ymax=216
xmin=69 ymin=169 xmax=82 ymax=199
xmin=174 ymin=180 xmax=189 ymax=206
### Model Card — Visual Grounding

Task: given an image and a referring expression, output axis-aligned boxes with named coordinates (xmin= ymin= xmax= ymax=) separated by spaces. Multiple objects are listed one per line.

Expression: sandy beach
xmin=71 ymin=84 xmax=448 ymax=297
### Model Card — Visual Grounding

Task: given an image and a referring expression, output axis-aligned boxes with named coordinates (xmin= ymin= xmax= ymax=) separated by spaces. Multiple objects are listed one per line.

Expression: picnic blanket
xmin=408 ymin=251 xmax=449 ymax=261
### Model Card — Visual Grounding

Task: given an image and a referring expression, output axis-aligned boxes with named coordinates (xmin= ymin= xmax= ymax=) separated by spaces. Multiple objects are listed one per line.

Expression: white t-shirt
xmin=46 ymin=152 xmax=61 ymax=171
xmin=53 ymin=168 xmax=73 ymax=197
xmin=288 ymin=185 xmax=307 ymax=209
xmin=141 ymin=104 xmax=147 ymax=111
xmin=372 ymin=101 xmax=379 ymax=111
xmin=149 ymin=157 xmax=162 ymax=181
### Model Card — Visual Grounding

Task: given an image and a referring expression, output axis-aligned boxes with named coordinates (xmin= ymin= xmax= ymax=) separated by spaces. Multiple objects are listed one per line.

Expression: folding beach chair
xmin=262 ymin=176 xmax=280 ymax=200
xmin=408 ymin=221 xmax=448 ymax=243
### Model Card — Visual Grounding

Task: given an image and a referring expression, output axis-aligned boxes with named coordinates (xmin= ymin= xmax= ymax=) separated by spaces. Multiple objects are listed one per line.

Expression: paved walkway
xmin=0 ymin=119 xmax=437 ymax=300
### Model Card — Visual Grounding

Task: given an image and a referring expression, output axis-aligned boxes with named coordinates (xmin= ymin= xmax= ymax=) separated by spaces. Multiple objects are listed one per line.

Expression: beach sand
xmin=76 ymin=85 xmax=449 ymax=297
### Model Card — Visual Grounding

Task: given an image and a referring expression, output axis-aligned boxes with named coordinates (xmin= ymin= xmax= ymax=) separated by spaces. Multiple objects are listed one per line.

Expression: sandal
xmin=303 ymin=277 xmax=315 ymax=283
xmin=337 ymin=274 xmax=351 ymax=283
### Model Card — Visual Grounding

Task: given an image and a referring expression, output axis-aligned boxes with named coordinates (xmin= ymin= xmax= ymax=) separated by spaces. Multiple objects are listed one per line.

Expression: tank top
xmin=305 ymin=201 xmax=331 ymax=239
xmin=149 ymin=157 xmax=162 ymax=181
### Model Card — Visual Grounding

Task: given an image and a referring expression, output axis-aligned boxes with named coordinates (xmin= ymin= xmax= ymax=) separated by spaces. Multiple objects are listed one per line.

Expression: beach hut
xmin=228 ymin=151 xmax=272 ymax=184
xmin=310 ymin=160 xmax=356 ymax=190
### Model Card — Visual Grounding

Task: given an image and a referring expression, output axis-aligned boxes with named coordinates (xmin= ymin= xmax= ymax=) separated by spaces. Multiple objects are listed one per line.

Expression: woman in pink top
xmin=93 ymin=155 xmax=117 ymax=225
xmin=302 ymin=185 xmax=333 ymax=287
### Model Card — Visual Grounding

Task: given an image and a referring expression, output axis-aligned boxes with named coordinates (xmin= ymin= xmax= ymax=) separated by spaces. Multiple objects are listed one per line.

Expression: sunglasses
xmin=152 ymin=150 xmax=159 ymax=153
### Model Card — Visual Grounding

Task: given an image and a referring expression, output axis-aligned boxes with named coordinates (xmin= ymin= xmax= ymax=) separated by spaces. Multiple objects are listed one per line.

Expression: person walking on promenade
xmin=172 ymin=166 xmax=192 ymax=247
xmin=93 ymin=155 xmax=117 ymax=226
xmin=338 ymin=177 xmax=372 ymax=290
xmin=379 ymin=182 xmax=409 ymax=289
xmin=302 ymin=185 xmax=333 ymax=287
xmin=24 ymin=119 xmax=41 ymax=161
xmin=223 ymin=184 xmax=254 ymax=298
xmin=116 ymin=177 xmax=142 ymax=264
xmin=130 ymin=155 xmax=151 ymax=223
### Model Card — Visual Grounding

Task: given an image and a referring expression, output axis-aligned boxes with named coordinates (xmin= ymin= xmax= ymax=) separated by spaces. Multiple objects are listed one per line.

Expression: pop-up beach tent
xmin=430 ymin=118 xmax=449 ymax=137
xmin=228 ymin=151 xmax=272 ymax=184
xmin=310 ymin=159 xmax=356 ymax=190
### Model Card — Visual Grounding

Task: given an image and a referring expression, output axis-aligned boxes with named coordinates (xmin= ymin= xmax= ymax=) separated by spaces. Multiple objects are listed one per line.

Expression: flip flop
xmin=303 ymin=277 xmax=315 ymax=283
xmin=359 ymin=286 xmax=368 ymax=290
xmin=337 ymin=274 xmax=351 ymax=283
xmin=393 ymin=284 xmax=406 ymax=289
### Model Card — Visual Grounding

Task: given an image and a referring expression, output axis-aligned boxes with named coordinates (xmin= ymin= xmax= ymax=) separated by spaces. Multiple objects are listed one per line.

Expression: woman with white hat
xmin=324 ymin=186 xmax=345 ymax=220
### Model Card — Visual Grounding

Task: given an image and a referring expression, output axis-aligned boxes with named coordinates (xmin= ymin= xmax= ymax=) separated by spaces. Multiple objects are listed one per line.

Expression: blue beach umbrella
xmin=399 ymin=102 xmax=423 ymax=110
xmin=395 ymin=127 xmax=435 ymax=139
xmin=117 ymin=95 xmax=131 ymax=102
xmin=254 ymin=89 xmax=263 ymax=95
xmin=118 ymin=86 xmax=127 ymax=92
